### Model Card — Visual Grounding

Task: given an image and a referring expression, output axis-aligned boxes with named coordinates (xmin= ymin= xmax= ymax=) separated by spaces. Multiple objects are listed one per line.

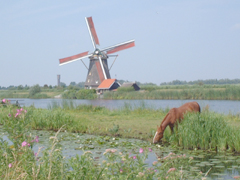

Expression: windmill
xmin=59 ymin=17 xmax=135 ymax=89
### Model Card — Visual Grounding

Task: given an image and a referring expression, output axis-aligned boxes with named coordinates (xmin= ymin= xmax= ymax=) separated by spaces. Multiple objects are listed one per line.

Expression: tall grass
xmin=0 ymin=91 xmax=29 ymax=98
xmin=103 ymin=85 xmax=240 ymax=100
xmin=26 ymin=107 xmax=74 ymax=131
xmin=166 ymin=111 xmax=240 ymax=152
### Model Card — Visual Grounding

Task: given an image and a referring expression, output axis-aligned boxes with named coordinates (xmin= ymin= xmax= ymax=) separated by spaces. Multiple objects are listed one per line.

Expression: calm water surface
xmin=9 ymin=98 xmax=240 ymax=114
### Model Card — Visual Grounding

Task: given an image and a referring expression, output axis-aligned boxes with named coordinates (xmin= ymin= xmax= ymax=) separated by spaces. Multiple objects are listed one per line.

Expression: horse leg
xmin=169 ymin=125 xmax=174 ymax=134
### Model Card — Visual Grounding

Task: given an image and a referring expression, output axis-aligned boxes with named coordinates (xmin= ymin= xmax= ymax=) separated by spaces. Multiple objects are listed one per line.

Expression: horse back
xmin=161 ymin=102 xmax=200 ymax=127
xmin=178 ymin=101 xmax=200 ymax=116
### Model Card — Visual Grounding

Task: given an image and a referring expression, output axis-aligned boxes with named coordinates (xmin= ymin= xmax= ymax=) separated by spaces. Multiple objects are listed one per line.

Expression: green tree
xmin=17 ymin=85 xmax=24 ymax=90
xmin=60 ymin=82 xmax=66 ymax=88
xmin=69 ymin=82 xmax=76 ymax=86
xmin=29 ymin=84 xmax=41 ymax=97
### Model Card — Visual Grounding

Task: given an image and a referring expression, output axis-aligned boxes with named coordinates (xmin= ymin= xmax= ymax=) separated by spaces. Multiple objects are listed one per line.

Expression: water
xmin=8 ymin=98 xmax=240 ymax=115
xmin=1 ymin=129 xmax=239 ymax=179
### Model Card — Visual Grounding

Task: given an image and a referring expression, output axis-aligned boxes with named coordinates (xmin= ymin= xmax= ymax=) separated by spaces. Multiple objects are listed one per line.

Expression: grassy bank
xmin=1 ymin=101 xmax=240 ymax=152
xmin=29 ymin=103 xmax=240 ymax=152
xmin=0 ymin=89 xmax=63 ymax=99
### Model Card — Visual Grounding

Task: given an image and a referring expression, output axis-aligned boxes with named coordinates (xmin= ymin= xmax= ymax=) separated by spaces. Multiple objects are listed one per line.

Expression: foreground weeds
xmin=0 ymin=103 xmax=203 ymax=179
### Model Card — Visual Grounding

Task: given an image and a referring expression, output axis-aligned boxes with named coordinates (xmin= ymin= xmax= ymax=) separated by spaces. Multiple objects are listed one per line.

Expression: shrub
xmin=62 ymin=89 xmax=96 ymax=99
xmin=117 ymin=86 xmax=135 ymax=92
xmin=29 ymin=84 xmax=41 ymax=97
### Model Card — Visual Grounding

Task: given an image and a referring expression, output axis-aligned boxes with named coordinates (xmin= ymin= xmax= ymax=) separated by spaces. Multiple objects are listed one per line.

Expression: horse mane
xmin=160 ymin=112 xmax=170 ymax=129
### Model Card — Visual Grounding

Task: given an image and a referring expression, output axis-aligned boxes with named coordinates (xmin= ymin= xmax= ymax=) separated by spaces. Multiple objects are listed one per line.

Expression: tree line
xmin=160 ymin=79 xmax=240 ymax=86
xmin=1 ymin=78 xmax=240 ymax=90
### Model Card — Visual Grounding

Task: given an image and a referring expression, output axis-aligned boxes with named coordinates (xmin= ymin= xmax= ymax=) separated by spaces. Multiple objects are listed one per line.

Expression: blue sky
xmin=1 ymin=0 xmax=240 ymax=87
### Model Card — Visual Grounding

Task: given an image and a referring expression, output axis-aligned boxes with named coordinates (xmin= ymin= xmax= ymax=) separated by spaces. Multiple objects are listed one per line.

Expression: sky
xmin=1 ymin=0 xmax=240 ymax=87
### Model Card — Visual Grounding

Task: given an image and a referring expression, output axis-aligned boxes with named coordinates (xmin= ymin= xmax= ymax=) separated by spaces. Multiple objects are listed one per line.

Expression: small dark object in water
xmin=15 ymin=100 xmax=21 ymax=107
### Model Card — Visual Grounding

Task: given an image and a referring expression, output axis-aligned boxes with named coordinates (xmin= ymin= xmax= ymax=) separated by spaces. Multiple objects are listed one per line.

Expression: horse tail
xmin=194 ymin=102 xmax=201 ymax=113
xmin=197 ymin=102 xmax=201 ymax=113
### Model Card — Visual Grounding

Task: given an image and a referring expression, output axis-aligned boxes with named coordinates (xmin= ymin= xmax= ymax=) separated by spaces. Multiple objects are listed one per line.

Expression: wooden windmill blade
xmin=85 ymin=17 xmax=100 ymax=49
xmin=59 ymin=51 xmax=92 ymax=66
xmin=85 ymin=17 xmax=107 ymax=80
xmin=101 ymin=40 xmax=135 ymax=54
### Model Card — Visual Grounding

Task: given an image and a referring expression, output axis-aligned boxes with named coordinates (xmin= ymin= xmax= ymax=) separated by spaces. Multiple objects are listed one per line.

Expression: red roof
xmin=97 ymin=79 xmax=116 ymax=89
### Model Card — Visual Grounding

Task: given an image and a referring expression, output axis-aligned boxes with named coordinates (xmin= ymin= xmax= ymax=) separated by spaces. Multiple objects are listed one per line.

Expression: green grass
xmin=0 ymin=89 xmax=63 ymax=99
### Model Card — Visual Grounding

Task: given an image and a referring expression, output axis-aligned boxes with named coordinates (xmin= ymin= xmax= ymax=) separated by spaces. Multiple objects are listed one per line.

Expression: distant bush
xmin=140 ymin=85 xmax=158 ymax=92
xmin=117 ymin=86 xmax=135 ymax=92
xmin=62 ymin=89 xmax=96 ymax=99
xmin=31 ymin=93 xmax=48 ymax=99
xmin=29 ymin=84 xmax=41 ymax=97
xmin=161 ymin=78 xmax=240 ymax=85
xmin=76 ymin=89 xmax=96 ymax=99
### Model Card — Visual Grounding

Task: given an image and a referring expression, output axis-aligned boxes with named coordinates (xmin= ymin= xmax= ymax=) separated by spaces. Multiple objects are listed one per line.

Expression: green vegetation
xmin=160 ymin=78 xmax=240 ymax=85
xmin=117 ymin=86 xmax=135 ymax=92
xmin=167 ymin=111 xmax=240 ymax=152
xmin=62 ymin=88 xmax=97 ymax=99
xmin=104 ymin=84 xmax=240 ymax=100
xmin=1 ymin=100 xmax=240 ymax=153
xmin=29 ymin=84 xmax=41 ymax=97
xmin=0 ymin=85 xmax=63 ymax=99
xmin=0 ymin=103 xmax=203 ymax=179
xmin=2 ymin=79 xmax=240 ymax=100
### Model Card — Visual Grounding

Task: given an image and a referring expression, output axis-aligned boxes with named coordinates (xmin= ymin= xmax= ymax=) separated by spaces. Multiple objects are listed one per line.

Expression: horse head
xmin=153 ymin=125 xmax=164 ymax=144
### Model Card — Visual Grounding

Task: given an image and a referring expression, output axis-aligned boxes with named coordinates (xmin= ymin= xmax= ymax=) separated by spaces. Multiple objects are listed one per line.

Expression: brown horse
xmin=153 ymin=101 xmax=200 ymax=144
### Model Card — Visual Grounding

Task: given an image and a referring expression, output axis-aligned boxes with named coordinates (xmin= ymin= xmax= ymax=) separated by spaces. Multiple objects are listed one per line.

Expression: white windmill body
xmin=59 ymin=17 xmax=135 ymax=89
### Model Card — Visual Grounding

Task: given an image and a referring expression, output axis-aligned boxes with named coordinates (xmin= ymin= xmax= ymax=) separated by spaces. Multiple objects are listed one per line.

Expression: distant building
xmin=97 ymin=79 xmax=121 ymax=94
xmin=121 ymin=82 xmax=140 ymax=91
xmin=57 ymin=75 xmax=60 ymax=87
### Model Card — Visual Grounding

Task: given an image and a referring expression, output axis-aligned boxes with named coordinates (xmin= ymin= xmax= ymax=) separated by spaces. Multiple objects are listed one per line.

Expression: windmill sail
xmin=59 ymin=51 xmax=91 ymax=66
xmin=86 ymin=17 xmax=100 ymax=49
xmin=101 ymin=40 xmax=135 ymax=54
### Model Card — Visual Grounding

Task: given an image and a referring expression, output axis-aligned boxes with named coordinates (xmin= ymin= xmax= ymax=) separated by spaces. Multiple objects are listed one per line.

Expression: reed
xmin=27 ymin=107 xmax=74 ymax=131
xmin=167 ymin=111 xmax=240 ymax=152
xmin=103 ymin=85 xmax=240 ymax=100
